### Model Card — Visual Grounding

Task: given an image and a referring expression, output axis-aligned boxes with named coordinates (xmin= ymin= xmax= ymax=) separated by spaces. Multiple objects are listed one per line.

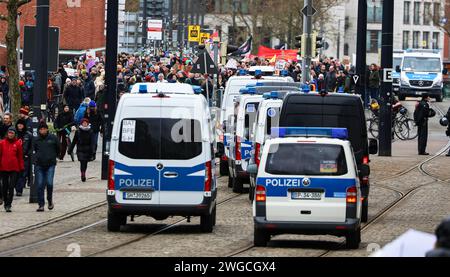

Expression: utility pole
xmin=177 ymin=0 xmax=183 ymax=50
xmin=379 ymin=0 xmax=394 ymax=157
xmin=102 ymin=0 xmax=119 ymax=180
xmin=301 ymin=0 xmax=313 ymax=84
xmin=143 ymin=0 xmax=148 ymax=47
xmin=355 ymin=0 xmax=367 ymax=103
xmin=30 ymin=0 xmax=49 ymax=203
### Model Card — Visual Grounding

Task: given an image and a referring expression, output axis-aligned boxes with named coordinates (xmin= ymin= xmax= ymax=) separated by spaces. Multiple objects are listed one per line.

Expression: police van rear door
xmin=158 ymin=103 xmax=206 ymax=206
xmin=262 ymin=142 xmax=351 ymax=223
xmin=115 ymin=106 xmax=161 ymax=205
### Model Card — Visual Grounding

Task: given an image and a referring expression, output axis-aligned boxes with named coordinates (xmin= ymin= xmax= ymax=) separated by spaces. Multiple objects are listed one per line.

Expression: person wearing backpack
xmin=414 ymin=93 xmax=436 ymax=156
xmin=74 ymin=98 xmax=90 ymax=125
xmin=68 ymin=118 xmax=95 ymax=182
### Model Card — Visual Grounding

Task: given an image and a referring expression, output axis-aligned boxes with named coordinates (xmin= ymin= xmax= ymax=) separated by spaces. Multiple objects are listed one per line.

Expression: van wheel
xmin=436 ymin=95 xmax=443 ymax=102
xmin=254 ymin=227 xmax=269 ymax=247
xmin=228 ymin=176 xmax=233 ymax=188
xmin=107 ymin=211 xmax=125 ymax=232
xmin=220 ymin=160 xmax=229 ymax=176
xmin=200 ymin=205 xmax=216 ymax=233
xmin=232 ymin=177 xmax=244 ymax=193
xmin=345 ymin=227 xmax=361 ymax=249
xmin=361 ymin=198 xmax=369 ymax=223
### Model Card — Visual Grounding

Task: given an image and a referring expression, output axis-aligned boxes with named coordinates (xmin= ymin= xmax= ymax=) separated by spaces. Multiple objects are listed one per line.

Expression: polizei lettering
xmin=265 ymin=178 xmax=302 ymax=187
xmin=119 ymin=179 xmax=155 ymax=187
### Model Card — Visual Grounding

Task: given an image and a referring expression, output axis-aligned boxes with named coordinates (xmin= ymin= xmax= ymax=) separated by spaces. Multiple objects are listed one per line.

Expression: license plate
xmin=291 ymin=192 xmax=322 ymax=200
xmin=124 ymin=192 xmax=152 ymax=200
xmin=415 ymin=91 xmax=426 ymax=95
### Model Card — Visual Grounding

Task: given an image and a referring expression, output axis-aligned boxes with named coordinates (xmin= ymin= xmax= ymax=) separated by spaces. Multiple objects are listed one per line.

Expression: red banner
xmin=257 ymin=46 xmax=299 ymax=61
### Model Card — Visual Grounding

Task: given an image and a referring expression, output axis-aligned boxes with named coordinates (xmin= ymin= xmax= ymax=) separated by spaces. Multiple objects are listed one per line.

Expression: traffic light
xmin=312 ymin=33 xmax=324 ymax=57
xmin=294 ymin=34 xmax=306 ymax=57
xmin=145 ymin=0 xmax=166 ymax=19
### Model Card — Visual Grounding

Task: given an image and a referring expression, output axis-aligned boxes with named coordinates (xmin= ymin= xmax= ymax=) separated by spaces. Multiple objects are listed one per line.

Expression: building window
xmin=432 ymin=32 xmax=440 ymax=49
xmin=413 ymin=2 xmax=420 ymax=25
xmin=403 ymin=31 xmax=410 ymax=49
xmin=423 ymin=2 xmax=431 ymax=25
xmin=403 ymin=1 xmax=410 ymax=24
xmin=422 ymin=32 xmax=429 ymax=49
xmin=433 ymin=2 xmax=441 ymax=22
xmin=367 ymin=30 xmax=381 ymax=53
xmin=367 ymin=1 xmax=383 ymax=23
xmin=413 ymin=31 xmax=420 ymax=48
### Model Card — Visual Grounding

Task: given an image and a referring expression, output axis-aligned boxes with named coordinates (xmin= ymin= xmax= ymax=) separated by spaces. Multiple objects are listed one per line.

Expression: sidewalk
xmin=0 ymin=155 xmax=106 ymax=236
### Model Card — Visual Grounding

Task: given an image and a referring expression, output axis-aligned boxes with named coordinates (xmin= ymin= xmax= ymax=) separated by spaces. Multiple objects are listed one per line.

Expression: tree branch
xmin=18 ymin=0 xmax=31 ymax=7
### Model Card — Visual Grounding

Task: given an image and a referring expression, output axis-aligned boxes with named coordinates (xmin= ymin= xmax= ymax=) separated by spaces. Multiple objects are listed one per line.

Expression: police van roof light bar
xmin=263 ymin=91 xmax=283 ymax=99
xmin=271 ymin=127 xmax=348 ymax=139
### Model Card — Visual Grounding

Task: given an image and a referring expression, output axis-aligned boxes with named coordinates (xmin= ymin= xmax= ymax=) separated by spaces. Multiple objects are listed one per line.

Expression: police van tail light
xmin=236 ymin=137 xmax=242 ymax=160
xmin=255 ymin=143 xmax=261 ymax=166
xmin=108 ymin=160 xmax=115 ymax=190
xmin=346 ymin=186 xmax=357 ymax=204
xmin=204 ymin=161 xmax=212 ymax=193
xmin=363 ymin=156 xmax=369 ymax=164
xmin=255 ymin=185 xmax=266 ymax=202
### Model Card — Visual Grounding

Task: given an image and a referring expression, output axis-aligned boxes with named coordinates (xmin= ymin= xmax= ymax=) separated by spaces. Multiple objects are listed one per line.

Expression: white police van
xmin=228 ymin=87 xmax=264 ymax=193
xmin=247 ymin=127 xmax=366 ymax=249
xmin=217 ymin=75 xmax=294 ymax=177
xmin=397 ymin=49 xmax=448 ymax=102
xmin=249 ymin=92 xmax=285 ymax=201
xmin=107 ymin=84 xmax=217 ymax=233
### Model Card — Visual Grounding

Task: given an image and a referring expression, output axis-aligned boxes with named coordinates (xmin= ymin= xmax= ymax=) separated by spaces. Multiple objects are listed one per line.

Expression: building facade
xmin=0 ymin=0 xmax=106 ymax=66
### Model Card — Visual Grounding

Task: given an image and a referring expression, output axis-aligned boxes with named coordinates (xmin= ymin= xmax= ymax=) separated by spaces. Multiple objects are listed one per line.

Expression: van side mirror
xmin=247 ymin=164 xmax=258 ymax=175
xmin=443 ymin=68 xmax=448 ymax=75
xmin=359 ymin=164 xmax=370 ymax=177
xmin=395 ymin=65 xmax=401 ymax=73
xmin=369 ymin=138 xmax=378 ymax=155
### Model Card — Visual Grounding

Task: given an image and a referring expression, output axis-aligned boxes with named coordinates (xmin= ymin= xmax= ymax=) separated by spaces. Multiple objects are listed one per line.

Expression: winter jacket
xmin=54 ymin=111 xmax=74 ymax=133
xmin=83 ymin=78 xmax=96 ymax=99
xmin=0 ymin=138 xmax=24 ymax=172
xmin=84 ymin=110 xmax=103 ymax=133
xmin=33 ymin=133 xmax=60 ymax=167
xmin=68 ymin=125 xmax=95 ymax=161
xmin=0 ymin=123 xmax=13 ymax=139
xmin=64 ymin=84 xmax=83 ymax=111
xmin=16 ymin=127 xmax=32 ymax=158
xmin=325 ymin=71 xmax=337 ymax=92
xmin=368 ymin=70 xmax=381 ymax=89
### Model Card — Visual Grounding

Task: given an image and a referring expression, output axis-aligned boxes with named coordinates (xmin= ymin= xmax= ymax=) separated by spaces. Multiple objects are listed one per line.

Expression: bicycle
xmin=367 ymin=107 xmax=418 ymax=141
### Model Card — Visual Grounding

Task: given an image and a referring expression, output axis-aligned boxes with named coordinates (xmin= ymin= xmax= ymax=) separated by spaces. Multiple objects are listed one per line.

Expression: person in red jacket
xmin=0 ymin=128 xmax=24 ymax=212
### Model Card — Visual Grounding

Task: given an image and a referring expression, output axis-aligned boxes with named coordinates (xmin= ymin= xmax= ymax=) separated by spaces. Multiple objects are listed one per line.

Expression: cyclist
xmin=54 ymin=105 xmax=74 ymax=161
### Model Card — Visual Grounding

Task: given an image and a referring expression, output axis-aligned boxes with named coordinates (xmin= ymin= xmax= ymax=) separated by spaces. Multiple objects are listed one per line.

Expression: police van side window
xmin=119 ymin=118 xmax=202 ymax=160
xmin=266 ymin=108 xmax=280 ymax=136
xmin=265 ymin=144 xmax=348 ymax=176
xmin=245 ymin=103 xmax=259 ymax=140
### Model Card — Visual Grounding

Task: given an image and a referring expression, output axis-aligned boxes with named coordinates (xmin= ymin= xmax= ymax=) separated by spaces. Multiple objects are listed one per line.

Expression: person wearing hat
xmin=0 ymin=76 xmax=9 ymax=112
xmin=0 ymin=128 xmax=24 ymax=212
xmin=33 ymin=121 xmax=60 ymax=212
xmin=414 ymin=93 xmax=436 ymax=155
xmin=18 ymin=107 xmax=32 ymax=133
xmin=68 ymin=118 xmax=95 ymax=182
xmin=63 ymin=78 xmax=83 ymax=112
xmin=426 ymin=217 xmax=450 ymax=257
xmin=84 ymin=101 xmax=103 ymax=161
xmin=15 ymin=119 xmax=32 ymax=196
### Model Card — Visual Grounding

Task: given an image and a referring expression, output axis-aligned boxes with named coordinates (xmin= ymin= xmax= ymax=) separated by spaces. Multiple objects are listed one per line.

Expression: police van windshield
xmin=393 ymin=57 xmax=402 ymax=69
xmin=119 ymin=118 xmax=202 ymax=160
xmin=265 ymin=144 xmax=348 ymax=176
xmin=402 ymin=57 xmax=441 ymax=72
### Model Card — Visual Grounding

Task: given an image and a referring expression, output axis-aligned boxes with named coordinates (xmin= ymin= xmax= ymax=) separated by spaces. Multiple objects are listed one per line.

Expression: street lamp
xmin=231 ymin=0 xmax=238 ymax=45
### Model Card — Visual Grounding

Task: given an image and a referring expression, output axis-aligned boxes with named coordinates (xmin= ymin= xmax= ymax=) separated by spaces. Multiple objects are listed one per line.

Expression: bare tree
xmin=431 ymin=0 xmax=450 ymax=37
xmin=0 ymin=0 xmax=32 ymax=118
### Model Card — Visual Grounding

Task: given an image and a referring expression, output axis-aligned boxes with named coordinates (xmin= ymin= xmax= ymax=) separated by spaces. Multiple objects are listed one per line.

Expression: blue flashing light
xmin=301 ymin=84 xmax=310 ymax=93
xmin=239 ymin=69 xmax=248 ymax=76
xmin=255 ymin=69 xmax=263 ymax=76
xmin=240 ymin=86 xmax=257 ymax=94
xmin=280 ymin=70 xmax=289 ymax=77
xmin=263 ymin=91 xmax=283 ymax=99
xmin=338 ymin=87 xmax=344 ymax=93
xmin=271 ymin=127 xmax=348 ymax=139
xmin=192 ymin=85 xmax=203 ymax=94
xmin=139 ymin=84 xmax=148 ymax=94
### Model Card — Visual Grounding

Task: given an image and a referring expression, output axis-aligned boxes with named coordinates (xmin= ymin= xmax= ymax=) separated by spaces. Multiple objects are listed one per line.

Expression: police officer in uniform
xmin=414 ymin=93 xmax=436 ymax=155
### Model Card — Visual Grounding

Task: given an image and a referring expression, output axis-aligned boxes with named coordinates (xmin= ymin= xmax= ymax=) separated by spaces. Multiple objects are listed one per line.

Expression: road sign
xmin=383 ymin=68 xmax=393 ymax=83
xmin=200 ymin=32 xmax=210 ymax=44
xmin=23 ymin=26 xmax=60 ymax=72
xmin=191 ymin=50 xmax=218 ymax=75
xmin=352 ymin=74 xmax=360 ymax=85
xmin=188 ymin=25 xmax=200 ymax=42
xmin=302 ymin=5 xmax=317 ymax=17
xmin=147 ymin=19 xmax=163 ymax=41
